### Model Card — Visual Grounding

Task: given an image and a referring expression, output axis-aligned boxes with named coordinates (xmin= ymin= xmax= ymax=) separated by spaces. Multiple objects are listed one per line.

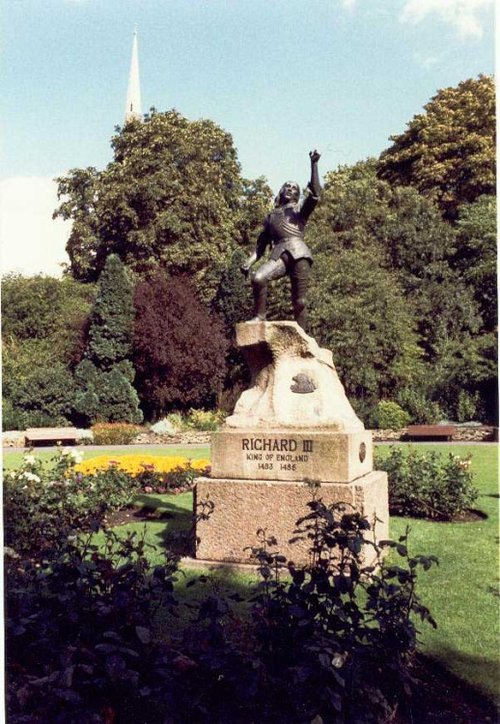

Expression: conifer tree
xmin=74 ymin=254 xmax=143 ymax=424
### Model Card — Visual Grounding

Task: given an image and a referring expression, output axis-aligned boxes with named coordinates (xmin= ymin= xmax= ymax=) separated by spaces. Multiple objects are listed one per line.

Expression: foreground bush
xmin=4 ymin=452 xmax=211 ymax=557
xmin=6 ymin=498 xmax=437 ymax=723
xmin=375 ymin=446 xmax=478 ymax=520
xmin=4 ymin=450 xmax=139 ymax=556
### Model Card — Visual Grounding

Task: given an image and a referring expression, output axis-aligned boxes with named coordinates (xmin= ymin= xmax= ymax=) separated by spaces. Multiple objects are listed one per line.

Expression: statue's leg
xmin=291 ymin=258 xmax=311 ymax=331
xmin=250 ymin=258 xmax=287 ymax=321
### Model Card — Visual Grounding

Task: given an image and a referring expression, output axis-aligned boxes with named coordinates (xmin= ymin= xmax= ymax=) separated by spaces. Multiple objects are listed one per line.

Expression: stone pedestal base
xmin=195 ymin=471 xmax=388 ymax=566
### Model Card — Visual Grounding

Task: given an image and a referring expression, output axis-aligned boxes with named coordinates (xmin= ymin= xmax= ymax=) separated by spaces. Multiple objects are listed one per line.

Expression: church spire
xmin=125 ymin=28 xmax=142 ymax=123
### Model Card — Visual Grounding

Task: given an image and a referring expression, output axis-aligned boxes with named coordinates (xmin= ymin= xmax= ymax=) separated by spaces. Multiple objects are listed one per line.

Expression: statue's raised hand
xmin=309 ymin=150 xmax=321 ymax=164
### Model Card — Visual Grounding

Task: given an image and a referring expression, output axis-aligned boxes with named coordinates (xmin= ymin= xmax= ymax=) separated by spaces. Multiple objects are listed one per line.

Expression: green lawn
xmin=382 ymin=444 xmax=499 ymax=702
xmin=2 ymin=445 xmax=211 ymax=470
xmin=3 ymin=442 xmax=499 ymax=702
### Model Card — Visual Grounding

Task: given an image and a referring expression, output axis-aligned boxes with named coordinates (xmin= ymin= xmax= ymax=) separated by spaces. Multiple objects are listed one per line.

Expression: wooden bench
xmin=405 ymin=424 xmax=455 ymax=442
xmin=25 ymin=427 xmax=79 ymax=447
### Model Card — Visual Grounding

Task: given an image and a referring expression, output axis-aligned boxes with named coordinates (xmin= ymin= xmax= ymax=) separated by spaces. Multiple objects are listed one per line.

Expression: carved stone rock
xmin=225 ymin=321 xmax=364 ymax=431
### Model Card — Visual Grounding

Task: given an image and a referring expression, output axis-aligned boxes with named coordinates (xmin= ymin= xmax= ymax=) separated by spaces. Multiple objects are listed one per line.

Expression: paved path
xmin=3 ymin=440 xmax=495 ymax=454
xmin=3 ymin=442 xmax=210 ymax=454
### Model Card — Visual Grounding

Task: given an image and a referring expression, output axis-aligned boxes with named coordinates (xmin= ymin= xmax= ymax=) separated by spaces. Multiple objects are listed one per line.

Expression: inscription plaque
xmin=211 ymin=429 xmax=373 ymax=483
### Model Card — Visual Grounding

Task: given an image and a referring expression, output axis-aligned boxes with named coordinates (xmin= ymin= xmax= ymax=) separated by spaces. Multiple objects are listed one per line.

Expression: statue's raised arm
xmin=241 ymin=150 xmax=321 ymax=331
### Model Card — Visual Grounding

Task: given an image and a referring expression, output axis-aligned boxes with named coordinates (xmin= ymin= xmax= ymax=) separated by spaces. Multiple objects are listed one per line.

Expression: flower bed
xmin=74 ymin=454 xmax=210 ymax=476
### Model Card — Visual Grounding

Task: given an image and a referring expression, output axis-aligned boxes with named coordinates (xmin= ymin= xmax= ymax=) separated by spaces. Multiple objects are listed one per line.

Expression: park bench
xmin=24 ymin=427 xmax=79 ymax=447
xmin=405 ymin=424 xmax=455 ymax=442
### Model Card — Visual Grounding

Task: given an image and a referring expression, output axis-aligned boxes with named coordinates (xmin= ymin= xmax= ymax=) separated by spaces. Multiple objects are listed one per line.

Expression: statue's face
xmin=279 ymin=181 xmax=300 ymax=204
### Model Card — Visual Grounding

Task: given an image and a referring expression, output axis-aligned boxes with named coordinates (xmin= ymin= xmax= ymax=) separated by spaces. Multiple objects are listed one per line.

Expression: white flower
xmin=62 ymin=448 xmax=83 ymax=463
xmin=332 ymin=653 xmax=346 ymax=668
xmin=23 ymin=454 xmax=36 ymax=465
xmin=9 ymin=471 xmax=17 ymax=479
xmin=21 ymin=472 xmax=41 ymax=483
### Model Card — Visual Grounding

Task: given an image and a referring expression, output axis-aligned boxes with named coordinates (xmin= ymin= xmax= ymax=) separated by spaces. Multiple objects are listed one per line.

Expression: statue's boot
xmin=250 ymin=279 xmax=267 ymax=321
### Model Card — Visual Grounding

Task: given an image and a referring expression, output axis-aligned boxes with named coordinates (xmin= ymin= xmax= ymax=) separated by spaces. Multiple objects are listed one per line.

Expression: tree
xmin=305 ymin=160 xmax=493 ymax=421
xmin=377 ymin=75 xmax=495 ymax=219
xmin=308 ymin=245 xmax=423 ymax=422
xmin=2 ymin=340 xmax=78 ymax=430
xmin=54 ymin=110 xmax=253 ymax=303
xmin=212 ymin=247 xmax=252 ymax=330
xmin=1 ymin=274 xmax=95 ymax=365
xmin=73 ymin=255 xmax=142 ymax=424
xmin=133 ymin=272 xmax=228 ymax=419
xmin=455 ymin=195 xmax=497 ymax=332
xmin=1 ymin=275 xmax=95 ymax=429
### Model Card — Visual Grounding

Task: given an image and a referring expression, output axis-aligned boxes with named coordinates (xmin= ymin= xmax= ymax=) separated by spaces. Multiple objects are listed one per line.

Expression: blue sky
xmin=0 ymin=0 xmax=495 ymax=276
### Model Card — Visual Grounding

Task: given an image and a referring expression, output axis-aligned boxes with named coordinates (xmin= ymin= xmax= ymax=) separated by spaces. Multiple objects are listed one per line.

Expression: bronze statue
xmin=241 ymin=150 xmax=321 ymax=331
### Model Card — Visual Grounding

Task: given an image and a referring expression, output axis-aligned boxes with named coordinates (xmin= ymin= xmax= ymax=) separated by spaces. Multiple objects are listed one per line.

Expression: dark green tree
xmin=54 ymin=110 xmax=256 ymax=303
xmin=377 ymin=75 xmax=495 ymax=219
xmin=455 ymin=195 xmax=497 ymax=332
xmin=212 ymin=248 xmax=252 ymax=330
xmin=74 ymin=255 xmax=142 ymax=424
xmin=308 ymin=245 xmax=423 ymax=422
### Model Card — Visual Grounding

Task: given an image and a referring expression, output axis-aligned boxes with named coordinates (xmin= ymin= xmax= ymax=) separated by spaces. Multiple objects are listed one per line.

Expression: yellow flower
xmin=74 ymin=454 xmax=209 ymax=477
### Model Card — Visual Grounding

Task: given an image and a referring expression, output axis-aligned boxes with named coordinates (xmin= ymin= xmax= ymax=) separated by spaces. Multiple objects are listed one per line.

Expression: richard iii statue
xmin=241 ymin=150 xmax=321 ymax=331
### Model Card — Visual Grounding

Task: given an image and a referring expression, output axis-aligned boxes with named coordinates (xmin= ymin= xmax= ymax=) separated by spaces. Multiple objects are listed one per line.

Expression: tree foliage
xmin=306 ymin=159 xmax=493 ymax=421
xmin=85 ymin=253 xmax=136 ymax=368
xmin=74 ymin=255 xmax=142 ymax=424
xmin=1 ymin=275 xmax=95 ymax=430
xmin=454 ymin=194 xmax=497 ymax=332
xmin=377 ymin=75 xmax=495 ymax=219
xmin=1 ymin=274 xmax=95 ymax=365
xmin=54 ymin=110 xmax=255 ymax=302
xmin=308 ymin=245 xmax=423 ymax=421
xmin=133 ymin=272 xmax=228 ymax=419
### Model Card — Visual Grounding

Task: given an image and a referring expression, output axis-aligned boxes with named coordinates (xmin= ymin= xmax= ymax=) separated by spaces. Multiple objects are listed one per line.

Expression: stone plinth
xmin=226 ymin=321 xmax=364 ymax=431
xmin=195 ymin=471 xmax=388 ymax=566
xmin=211 ymin=429 xmax=373 ymax=483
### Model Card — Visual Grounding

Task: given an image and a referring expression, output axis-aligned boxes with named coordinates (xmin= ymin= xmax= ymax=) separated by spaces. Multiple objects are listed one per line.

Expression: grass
xmin=381 ymin=444 xmax=500 ymax=702
xmin=3 ymin=442 xmax=499 ymax=703
xmin=1 ymin=445 xmax=210 ymax=470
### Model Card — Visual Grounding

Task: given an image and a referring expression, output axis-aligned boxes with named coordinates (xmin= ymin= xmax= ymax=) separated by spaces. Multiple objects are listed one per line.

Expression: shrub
xmin=456 ymin=389 xmax=480 ymax=423
xmin=6 ymin=498 xmax=437 ymax=723
xmin=74 ymin=360 xmax=143 ymax=426
xmin=3 ymin=351 xmax=77 ymax=429
xmin=3 ymin=449 xmax=139 ymax=556
xmin=186 ymin=408 xmax=226 ymax=431
xmin=165 ymin=411 xmax=188 ymax=432
xmin=237 ymin=500 xmax=438 ymax=723
xmin=74 ymin=255 xmax=143 ymax=425
xmin=374 ymin=400 xmax=411 ymax=430
xmin=375 ymin=446 xmax=478 ymax=520
xmin=6 ymin=530 xmax=179 ymax=723
xmin=397 ymin=388 xmax=442 ymax=424
xmin=91 ymin=422 xmax=143 ymax=445
xmin=1 ymin=399 xmax=27 ymax=431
